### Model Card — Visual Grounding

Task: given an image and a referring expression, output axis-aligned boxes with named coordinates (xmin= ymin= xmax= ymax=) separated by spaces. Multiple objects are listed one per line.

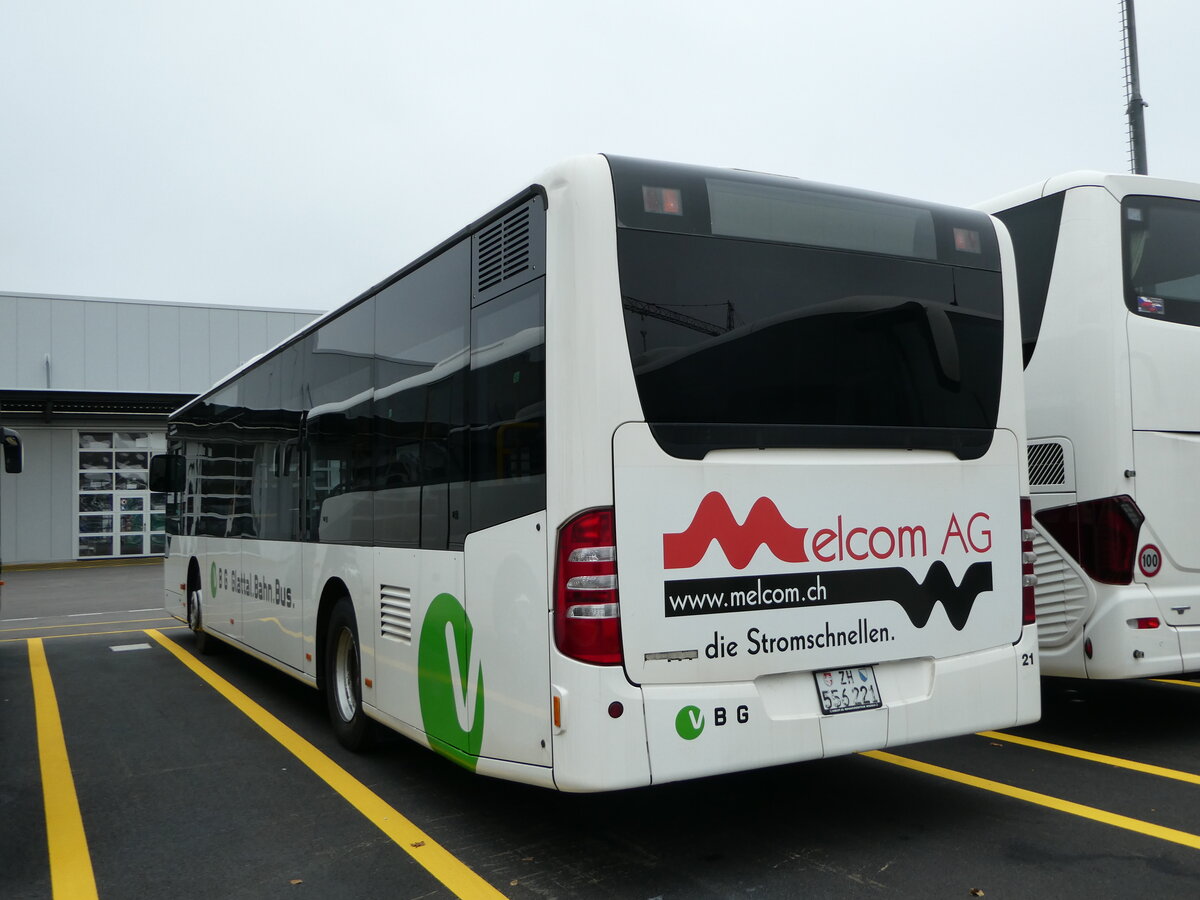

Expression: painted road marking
xmin=863 ymin=750 xmax=1200 ymax=851
xmin=146 ymin=629 xmax=508 ymax=899
xmin=1152 ymin=678 xmax=1200 ymax=688
xmin=109 ymin=643 xmax=153 ymax=652
xmin=67 ymin=613 xmax=104 ymax=618
xmin=29 ymin=638 xmax=99 ymax=900
xmin=1 ymin=616 xmax=175 ymax=635
xmin=980 ymin=731 xmax=1200 ymax=785
xmin=0 ymin=625 xmax=187 ymax=644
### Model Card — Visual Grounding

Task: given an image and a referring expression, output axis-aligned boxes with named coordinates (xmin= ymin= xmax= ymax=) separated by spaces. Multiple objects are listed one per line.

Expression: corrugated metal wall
xmin=0 ymin=292 xmax=318 ymax=395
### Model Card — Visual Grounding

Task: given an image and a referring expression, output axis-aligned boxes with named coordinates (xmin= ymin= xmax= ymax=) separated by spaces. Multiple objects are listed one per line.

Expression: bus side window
xmin=469 ymin=280 xmax=546 ymax=534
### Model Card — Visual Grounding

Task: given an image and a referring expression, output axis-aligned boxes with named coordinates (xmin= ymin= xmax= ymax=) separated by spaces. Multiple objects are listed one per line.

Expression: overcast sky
xmin=2 ymin=1 xmax=1196 ymax=311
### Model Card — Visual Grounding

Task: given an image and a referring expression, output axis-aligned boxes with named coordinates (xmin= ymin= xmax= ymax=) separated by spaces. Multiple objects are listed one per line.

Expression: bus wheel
xmin=187 ymin=587 xmax=216 ymax=655
xmin=325 ymin=597 xmax=371 ymax=751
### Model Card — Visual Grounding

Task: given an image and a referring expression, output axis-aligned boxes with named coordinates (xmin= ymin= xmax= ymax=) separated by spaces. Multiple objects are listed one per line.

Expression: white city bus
xmin=155 ymin=155 xmax=1039 ymax=790
xmin=984 ymin=171 xmax=1200 ymax=679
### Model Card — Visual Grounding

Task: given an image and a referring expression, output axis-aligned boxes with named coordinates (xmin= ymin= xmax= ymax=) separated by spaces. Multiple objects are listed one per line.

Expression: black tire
xmin=187 ymin=585 xmax=217 ymax=655
xmin=324 ymin=596 xmax=372 ymax=751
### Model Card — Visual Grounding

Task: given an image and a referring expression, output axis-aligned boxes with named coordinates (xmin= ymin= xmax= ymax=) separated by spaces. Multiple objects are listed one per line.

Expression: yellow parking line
xmin=1152 ymin=678 xmax=1200 ymax=688
xmin=29 ymin=638 xmax=99 ymax=900
xmin=979 ymin=731 xmax=1200 ymax=785
xmin=1 ymin=616 xmax=174 ymax=634
xmin=863 ymin=750 xmax=1200 ymax=851
xmin=0 ymin=625 xmax=187 ymax=644
xmin=146 ymin=629 xmax=507 ymax=900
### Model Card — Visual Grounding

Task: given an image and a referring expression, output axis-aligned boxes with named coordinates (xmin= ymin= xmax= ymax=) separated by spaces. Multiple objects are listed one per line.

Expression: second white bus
xmin=985 ymin=171 xmax=1200 ymax=678
xmin=156 ymin=155 xmax=1040 ymax=790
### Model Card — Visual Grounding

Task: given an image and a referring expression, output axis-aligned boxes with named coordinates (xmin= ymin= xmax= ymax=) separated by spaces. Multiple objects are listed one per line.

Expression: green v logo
xmin=444 ymin=620 xmax=482 ymax=733
xmin=418 ymin=593 xmax=485 ymax=771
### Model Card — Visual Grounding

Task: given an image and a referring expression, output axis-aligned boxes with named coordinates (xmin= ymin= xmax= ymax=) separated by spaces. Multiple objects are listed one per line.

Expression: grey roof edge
xmin=0 ymin=289 xmax=326 ymax=317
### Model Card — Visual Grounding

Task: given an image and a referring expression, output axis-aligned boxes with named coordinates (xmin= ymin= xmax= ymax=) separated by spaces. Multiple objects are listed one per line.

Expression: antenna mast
xmin=1121 ymin=0 xmax=1149 ymax=175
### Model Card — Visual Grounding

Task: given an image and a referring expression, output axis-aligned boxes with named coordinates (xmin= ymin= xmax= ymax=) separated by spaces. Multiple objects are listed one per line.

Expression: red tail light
xmin=1021 ymin=497 xmax=1036 ymax=626
xmin=1036 ymin=495 xmax=1144 ymax=585
xmin=554 ymin=508 xmax=623 ymax=665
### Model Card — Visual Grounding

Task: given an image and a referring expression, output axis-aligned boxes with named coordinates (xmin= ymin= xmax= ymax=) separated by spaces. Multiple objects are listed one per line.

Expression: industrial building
xmin=0 ymin=291 xmax=321 ymax=565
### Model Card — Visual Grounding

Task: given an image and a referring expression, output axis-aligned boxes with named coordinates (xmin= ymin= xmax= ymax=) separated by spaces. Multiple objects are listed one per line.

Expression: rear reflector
xmin=554 ymin=508 xmax=623 ymax=665
xmin=1131 ymin=617 xmax=1161 ymax=630
xmin=1035 ymin=495 xmax=1144 ymax=585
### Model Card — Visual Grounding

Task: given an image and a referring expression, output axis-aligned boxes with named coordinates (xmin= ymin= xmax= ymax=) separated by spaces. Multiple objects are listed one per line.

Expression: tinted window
xmin=305 ymin=300 xmax=375 ymax=544
xmin=994 ymin=192 xmax=1065 ymax=366
xmin=619 ymin=229 xmax=1002 ymax=459
xmin=470 ymin=280 xmax=546 ymax=532
xmin=373 ymin=240 xmax=470 ymax=549
xmin=1124 ymin=195 xmax=1200 ymax=326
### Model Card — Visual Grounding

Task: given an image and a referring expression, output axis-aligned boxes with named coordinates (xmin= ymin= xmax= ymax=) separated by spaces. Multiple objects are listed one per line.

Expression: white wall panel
xmin=237 ymin=310 xmax=269 ymax=368
xmin=0 ymin=297 xmax=19 ymax=386
xmin=147 ymin=304 xmax=182 ymax=392
xmin=116 ymin=304 xmax=151 ymax=392
xmin=50 ymin=299 xmax=88 ymax=389
xmin=208 ymin=307 xmax=242 ymax=386
xmin=83 ymin=302 xmax=119 ymax=387
xmin=16 ymin=299 xmax=52 ymax=389
xmin=178 ymin=305 xmax=213 ymax=392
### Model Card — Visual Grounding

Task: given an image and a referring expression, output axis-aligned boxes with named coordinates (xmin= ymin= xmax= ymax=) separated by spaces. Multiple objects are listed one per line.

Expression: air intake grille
xmin=1032 ymin=530 xmax=1089 ymax=645
xmin=380 ymin=584 xmax=412 ymax=644
xmin=476 ymin=205 xmax=531 ymax=294
xmin=1029 ymin=442 xmax=1066 ymax=487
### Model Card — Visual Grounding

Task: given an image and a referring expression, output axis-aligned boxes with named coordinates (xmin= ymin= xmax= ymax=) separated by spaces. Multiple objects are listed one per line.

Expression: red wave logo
xmin=663 ymin=491 xmax=809 ymax=570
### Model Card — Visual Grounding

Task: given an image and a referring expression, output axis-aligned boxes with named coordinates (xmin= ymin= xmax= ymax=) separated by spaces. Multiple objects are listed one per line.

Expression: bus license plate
xmin=815 ymin=666 xmax=882 ymax=714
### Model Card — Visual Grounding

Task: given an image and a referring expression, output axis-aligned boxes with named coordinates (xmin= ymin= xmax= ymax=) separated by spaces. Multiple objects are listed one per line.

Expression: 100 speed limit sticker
xmin=1139 ymin=544 xmax=1162 ymax=578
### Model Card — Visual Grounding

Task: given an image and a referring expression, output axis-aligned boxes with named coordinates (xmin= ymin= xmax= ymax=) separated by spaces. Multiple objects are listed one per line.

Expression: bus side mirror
xmin=149 ymin=454 xmax=185 ymax=492
xmin=2 ymin=427 xmax=22 ymax=474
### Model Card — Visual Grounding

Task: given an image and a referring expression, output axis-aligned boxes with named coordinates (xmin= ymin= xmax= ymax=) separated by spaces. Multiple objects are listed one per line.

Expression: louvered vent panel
xmin=476 ymin=205 xmax=531 ymax=294
xmin=1028 ymin=442 xmax=1066 ymax=488
xmin=1032 ymin=531 xmax=1089 ymax=645
xmin=380 ymin=584 xmax=412 ymax=644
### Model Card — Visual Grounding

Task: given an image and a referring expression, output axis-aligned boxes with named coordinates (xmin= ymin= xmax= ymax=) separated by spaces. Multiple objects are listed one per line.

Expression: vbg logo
xmin=675 ymin=705 xmax=705 ymax=740
xmin=676 ymin=703 xmax=751 ymax=740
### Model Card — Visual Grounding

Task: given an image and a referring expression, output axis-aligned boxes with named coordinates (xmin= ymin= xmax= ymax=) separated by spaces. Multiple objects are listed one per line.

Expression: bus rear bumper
xmin=637 ymin=625 xmax=1040 ymax=787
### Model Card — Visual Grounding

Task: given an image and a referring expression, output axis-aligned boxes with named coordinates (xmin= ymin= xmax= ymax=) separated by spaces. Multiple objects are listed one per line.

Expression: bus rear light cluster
xmin=1131 ymin=617 xmax=1161 ymax=630
xmin=1020 ymin=498 xmax=1037 ymax=626
xmin=554 ymin=508 xmax=623 ymax=665
xmin=1035 ymin=495 xmax=1145 ymax=585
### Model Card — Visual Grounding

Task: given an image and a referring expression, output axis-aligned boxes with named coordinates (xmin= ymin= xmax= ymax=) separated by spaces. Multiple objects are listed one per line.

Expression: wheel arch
xmin=315 ymin=576 xmax=352 ymax=690
xmin=186 ymin=557 xmax=202 ymax=594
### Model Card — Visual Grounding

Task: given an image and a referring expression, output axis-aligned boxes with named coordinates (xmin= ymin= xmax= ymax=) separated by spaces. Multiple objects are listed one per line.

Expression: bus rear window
xmin=1124 ymin=195 xmax=1200 ymax=326
xmin=609 ymin=158 xmax=1005 ymax=460
xmin=617 ymin=230 xmax=1003 ymax=459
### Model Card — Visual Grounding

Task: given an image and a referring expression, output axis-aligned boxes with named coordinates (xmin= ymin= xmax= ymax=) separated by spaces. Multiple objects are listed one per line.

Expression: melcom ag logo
xmin=418 ymin=593 xmax=485 ymax=771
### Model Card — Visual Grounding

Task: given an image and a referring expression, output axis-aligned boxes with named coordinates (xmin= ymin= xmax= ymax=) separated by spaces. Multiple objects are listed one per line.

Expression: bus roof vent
xmin=1028 ymin=439 xmax=1073 ymax=492
xmin=472 ymin=197 xmax=545 ymax=305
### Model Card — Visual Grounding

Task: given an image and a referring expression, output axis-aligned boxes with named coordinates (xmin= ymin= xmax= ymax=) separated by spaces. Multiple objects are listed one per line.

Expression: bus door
xmin=242 ymin=437 xmax=306 ymax=672
xmin=1123 ymin=194 xmax=1200 ymax=631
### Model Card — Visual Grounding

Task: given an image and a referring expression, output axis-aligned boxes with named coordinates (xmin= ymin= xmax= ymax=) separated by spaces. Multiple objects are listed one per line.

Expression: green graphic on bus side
xmin=210 ymin=561 xmax=217 ymax=598
xmin=676 ymin=705 xmax=705 ymax=740
xmin=417 ymin=593 xmax=484 ymax=772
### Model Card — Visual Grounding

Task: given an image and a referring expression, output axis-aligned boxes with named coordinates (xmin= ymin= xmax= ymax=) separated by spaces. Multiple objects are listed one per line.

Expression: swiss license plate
xmin=815 ymin=666 xmax=882 ymax=715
